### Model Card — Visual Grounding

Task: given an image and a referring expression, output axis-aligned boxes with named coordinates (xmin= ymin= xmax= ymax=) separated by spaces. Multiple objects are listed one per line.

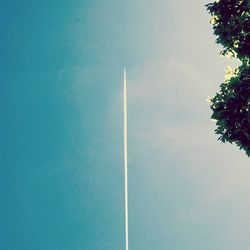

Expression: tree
xmin=206 ymin=0 xmax=250 ymax=156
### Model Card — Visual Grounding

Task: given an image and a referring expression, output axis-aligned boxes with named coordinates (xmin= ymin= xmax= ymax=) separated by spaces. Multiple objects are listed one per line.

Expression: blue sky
xmin=1 ymin=0 xmax=250 ymax=249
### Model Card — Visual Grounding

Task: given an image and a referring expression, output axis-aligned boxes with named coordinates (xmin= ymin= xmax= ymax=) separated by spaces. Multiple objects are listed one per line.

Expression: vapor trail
xmin=124 ymin=68 xmax=129 ymax=250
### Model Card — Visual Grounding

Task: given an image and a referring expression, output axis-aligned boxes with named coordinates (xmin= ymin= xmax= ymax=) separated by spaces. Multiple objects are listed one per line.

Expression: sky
xmin=1 ymin=0 xmax=250 ymax=249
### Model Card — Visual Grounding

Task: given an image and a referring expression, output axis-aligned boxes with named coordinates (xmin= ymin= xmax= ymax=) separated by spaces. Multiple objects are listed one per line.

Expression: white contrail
xmin=123 ymin=68 xmax=129 ymax=250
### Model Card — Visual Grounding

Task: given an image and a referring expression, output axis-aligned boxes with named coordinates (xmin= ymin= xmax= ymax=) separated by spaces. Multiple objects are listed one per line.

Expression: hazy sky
xmin=1 ymin=1 xmax=250 ymax=249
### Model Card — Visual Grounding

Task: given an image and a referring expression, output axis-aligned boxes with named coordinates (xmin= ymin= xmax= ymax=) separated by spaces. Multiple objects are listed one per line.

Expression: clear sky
xmin=1 ymin=0 xmax=250 ymax=249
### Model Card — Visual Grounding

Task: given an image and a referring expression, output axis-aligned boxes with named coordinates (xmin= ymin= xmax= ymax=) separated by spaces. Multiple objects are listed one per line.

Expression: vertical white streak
xmin=124 ymin=68 xmax=129 ymax=250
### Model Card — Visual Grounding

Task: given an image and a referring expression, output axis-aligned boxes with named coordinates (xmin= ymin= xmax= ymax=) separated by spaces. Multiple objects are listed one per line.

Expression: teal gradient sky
xmin=1 ymin=1 xmax=250 ymax=249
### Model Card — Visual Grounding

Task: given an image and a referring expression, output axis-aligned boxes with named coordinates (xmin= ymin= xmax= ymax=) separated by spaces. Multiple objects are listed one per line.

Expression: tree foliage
xmin=206 ymin=0 xmax=250 ymax=156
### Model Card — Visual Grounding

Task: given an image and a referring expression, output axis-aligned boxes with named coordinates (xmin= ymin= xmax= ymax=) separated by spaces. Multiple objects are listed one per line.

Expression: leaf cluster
xmin=206 ymin=0 xmax=250 ymax=62
xmin=206 ymin=0 xmax=250 ymax=156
